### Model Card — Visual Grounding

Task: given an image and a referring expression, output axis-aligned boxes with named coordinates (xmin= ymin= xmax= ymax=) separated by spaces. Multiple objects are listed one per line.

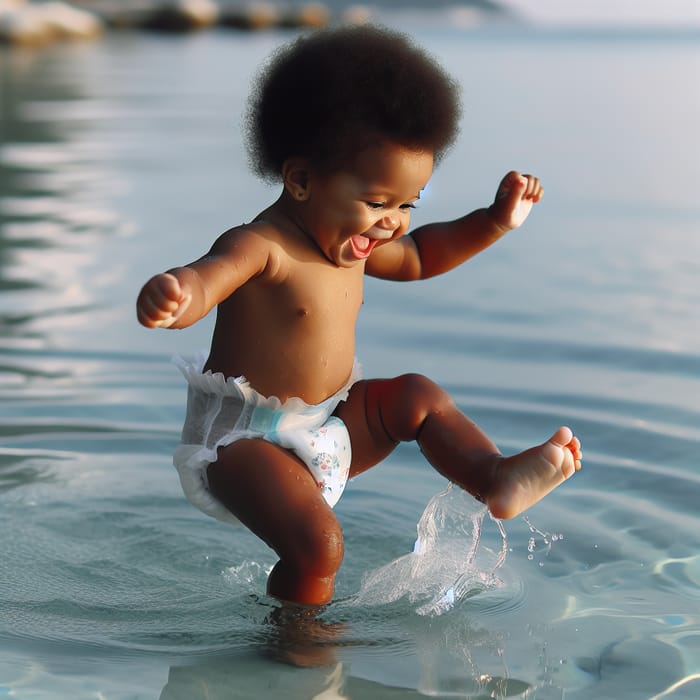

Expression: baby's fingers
xmin=140 ymin=293 xmax=176 ymax=317
xmin=137 ymin=293 xmax=177 ymax=327
xmin=152 ymin=292 xmax=192 ymax=328
xmin=153 ymin=272 xmax=184 ymax=302
xmin=521 ymin=174 xmax=543 ymax=202
xmin=137 ymin=273 xmax=187 ymax=328
xmin=495 ymin=170 xmax=524 ymax=200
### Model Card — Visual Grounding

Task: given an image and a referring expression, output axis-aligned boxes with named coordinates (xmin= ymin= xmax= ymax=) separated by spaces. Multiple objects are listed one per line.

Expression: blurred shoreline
xmin=1 ymin=0 xmax=501 ymax=46
xmin=2 ymin=0 xmax=699 ymax=48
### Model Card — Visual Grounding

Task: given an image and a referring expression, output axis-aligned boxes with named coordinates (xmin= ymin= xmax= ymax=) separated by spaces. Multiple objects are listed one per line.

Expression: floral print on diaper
xmin=304 ymin=423 xmax=351 ymax=504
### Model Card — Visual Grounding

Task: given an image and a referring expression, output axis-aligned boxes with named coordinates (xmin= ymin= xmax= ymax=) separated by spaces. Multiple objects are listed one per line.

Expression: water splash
xmin=222 ymin=560 xmax=273 ymax=590
xmin=523 ymin=516 xmax=564 ymax=567
xmin=353 ymin=484 xmax=507 ymax=616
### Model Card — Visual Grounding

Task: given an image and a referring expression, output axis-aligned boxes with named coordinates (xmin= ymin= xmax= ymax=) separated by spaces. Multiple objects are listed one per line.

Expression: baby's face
xmin=302 ymin=142 xmax=434 ymax=267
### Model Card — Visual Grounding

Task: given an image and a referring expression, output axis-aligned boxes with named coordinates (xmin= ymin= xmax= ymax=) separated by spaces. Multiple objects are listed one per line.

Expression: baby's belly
xmin=206 ymin=336 xmax=357 ymax=405
xmin=210 ymin=278 xmax=362 ymax=402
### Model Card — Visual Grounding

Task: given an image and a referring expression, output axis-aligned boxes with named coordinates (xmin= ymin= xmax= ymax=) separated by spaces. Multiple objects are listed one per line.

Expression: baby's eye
xmin=366 ymin=202 xmax=417 ymax=211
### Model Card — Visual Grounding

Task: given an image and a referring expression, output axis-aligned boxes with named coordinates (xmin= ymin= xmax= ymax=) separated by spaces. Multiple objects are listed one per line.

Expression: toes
xmin=570 ymin=441 xmax=583 ymax=465
xmin=555 ymin=427 xmax=582 ymax=478
xmin=550 ymin=426 xmax=573 ymax=447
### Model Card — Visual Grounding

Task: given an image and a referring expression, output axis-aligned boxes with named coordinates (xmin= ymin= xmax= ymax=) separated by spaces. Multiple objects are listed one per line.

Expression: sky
xmin=498 ymin=0 xmax=700 ymax=28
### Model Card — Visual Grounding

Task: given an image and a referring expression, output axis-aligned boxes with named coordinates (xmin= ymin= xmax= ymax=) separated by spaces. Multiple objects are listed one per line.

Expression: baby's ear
xmin=282 ymin=158 xmax=311 ymax=201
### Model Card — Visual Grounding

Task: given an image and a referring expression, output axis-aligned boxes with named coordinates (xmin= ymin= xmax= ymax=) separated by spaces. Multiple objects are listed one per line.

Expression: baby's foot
xmin=485 ymin=427 xmax=582 ymax=520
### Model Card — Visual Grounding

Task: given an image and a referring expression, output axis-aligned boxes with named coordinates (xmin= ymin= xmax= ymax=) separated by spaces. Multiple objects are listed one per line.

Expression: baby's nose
xmin=379 ymin=213 xmax=398 ymax=229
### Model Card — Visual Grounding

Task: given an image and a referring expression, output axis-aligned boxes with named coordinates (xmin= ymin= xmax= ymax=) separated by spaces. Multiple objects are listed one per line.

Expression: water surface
xmin=1 ymin=23 xmax=699 ymax=699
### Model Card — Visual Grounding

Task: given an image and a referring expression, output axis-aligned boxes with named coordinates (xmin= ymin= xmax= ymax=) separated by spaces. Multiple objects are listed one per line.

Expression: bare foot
xmin=485 ymin=426 xmax=582 ymax=520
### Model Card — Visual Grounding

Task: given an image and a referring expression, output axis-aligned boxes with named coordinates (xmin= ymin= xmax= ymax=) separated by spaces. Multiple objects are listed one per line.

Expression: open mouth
xmin=349 ymin=235 xmax=378 ymax=260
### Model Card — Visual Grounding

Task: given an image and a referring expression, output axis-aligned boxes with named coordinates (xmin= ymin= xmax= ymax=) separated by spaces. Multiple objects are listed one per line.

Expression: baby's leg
xmin=207 ymin=438 xmax=344 ymax=606
xmin=336 ymin=375 xmax=581 ymax=520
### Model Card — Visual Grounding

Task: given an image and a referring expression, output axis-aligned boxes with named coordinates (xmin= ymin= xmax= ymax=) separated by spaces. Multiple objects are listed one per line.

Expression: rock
xmin=89 ymin=1 xmax=163 ymax=30
xmin=144 ymin=0 xmax=219 ymax=32
xmin=41 ymin=1 xmax=103 ymax=39
xmin=219 ymin=2 xmax=279 ymax=31
xmin=0 ymin=1 xmax=102 ymax=45
xmin=279 ymin=2 xmax=329 ymax=28
xmin=0 ymin=4 xmax=52 ymax=45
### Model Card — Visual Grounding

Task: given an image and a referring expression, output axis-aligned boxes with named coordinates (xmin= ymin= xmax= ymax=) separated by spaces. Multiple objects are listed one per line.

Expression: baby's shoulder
xmin=210 ymin=221 xmax=297 ymax=282
xmin=208 ymin=221 xmax=288 ymax=258
xmin=213 ymin=220 xmax=278 ymax=244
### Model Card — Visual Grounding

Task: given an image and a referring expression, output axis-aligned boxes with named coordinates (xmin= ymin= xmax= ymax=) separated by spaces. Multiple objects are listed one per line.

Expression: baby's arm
xmin=414 ymin=171 xmax=542 ymax=279
xmin=367 ymin=171 xmax=542 ymax=281
xmin=136 ymin=227 xmax=271 ymax=329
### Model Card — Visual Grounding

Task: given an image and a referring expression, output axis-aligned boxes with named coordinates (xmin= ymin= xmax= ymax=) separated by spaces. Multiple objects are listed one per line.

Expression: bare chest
xmin=215 ymin=260 xmax=364 ymax=354
xmin=210 ymin=261 xmax=364 ymax=399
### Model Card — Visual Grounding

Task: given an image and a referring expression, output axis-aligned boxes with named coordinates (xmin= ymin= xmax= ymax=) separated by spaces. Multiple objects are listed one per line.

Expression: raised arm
xmin=366 ymin=171 xmax=543 ymax=281
xmin=136 ymin=227 xmax=271 ymax=329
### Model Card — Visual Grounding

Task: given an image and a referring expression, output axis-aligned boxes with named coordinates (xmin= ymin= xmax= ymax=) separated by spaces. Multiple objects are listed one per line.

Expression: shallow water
xmin=1 ymin=21 xmax=699 ymax=699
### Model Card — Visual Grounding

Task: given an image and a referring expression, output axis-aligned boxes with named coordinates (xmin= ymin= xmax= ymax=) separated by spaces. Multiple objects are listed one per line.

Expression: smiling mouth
xmin=349 ymin=235 xmax=378 ymax=259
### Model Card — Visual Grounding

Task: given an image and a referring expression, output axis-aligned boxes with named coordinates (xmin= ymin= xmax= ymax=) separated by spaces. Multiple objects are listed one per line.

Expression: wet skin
xmin=137 ymin=141 xmax=581 ymax=604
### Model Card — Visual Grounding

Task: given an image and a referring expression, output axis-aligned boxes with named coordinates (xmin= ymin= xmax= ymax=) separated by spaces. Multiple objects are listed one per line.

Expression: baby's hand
xmin=489 ymin=171 xmax=543 ymax=232
xmin=136 ymin=272 xmax=192 ymax=329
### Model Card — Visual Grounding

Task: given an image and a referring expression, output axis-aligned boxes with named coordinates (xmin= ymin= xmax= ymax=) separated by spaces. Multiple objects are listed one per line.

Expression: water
xmin=1 ymin=20 xmax=699 ymax=699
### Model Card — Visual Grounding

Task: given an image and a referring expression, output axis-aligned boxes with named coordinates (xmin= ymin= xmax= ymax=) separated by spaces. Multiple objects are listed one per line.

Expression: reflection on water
xmin=1 ymin=26 xmax=700 ymax=700
xmin=0 ymin=48 xmax=123 ymax=352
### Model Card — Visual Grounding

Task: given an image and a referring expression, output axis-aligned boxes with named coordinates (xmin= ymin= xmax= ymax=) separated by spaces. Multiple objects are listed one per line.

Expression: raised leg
xmin=335 ymin=374 xmax=581 ymax=520
xmin=206 ymin=438 xmax=344 ymax=605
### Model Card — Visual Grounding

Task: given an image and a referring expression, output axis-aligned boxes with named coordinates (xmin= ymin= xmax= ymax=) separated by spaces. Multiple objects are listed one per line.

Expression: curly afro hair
xmin=245 ymin=25 xmax=462 ymax=182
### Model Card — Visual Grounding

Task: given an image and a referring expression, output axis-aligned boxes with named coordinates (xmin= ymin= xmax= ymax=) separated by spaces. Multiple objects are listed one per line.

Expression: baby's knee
xmin=287 ymin=517 xmax=345 ymax=578
xmin=382 ymin=373 xmax=455 ymax=440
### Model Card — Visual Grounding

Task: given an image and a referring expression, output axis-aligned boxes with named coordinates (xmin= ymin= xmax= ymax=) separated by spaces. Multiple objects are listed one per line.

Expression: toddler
xmin=137 ymin=25 xmax=582 ymax=606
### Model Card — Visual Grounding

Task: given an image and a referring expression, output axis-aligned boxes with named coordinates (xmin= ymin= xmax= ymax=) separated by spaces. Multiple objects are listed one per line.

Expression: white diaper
xmin=172 ymin=353 xmax=360 ymax=524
